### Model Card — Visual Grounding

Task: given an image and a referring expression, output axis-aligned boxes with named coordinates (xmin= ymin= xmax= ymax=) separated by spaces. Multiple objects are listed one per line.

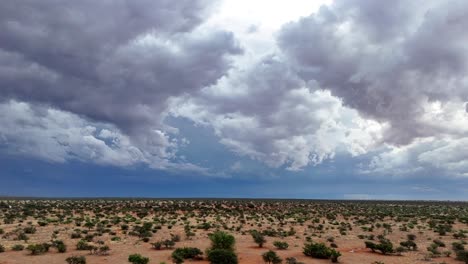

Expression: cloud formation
xmin=0 ymin=0 xmax=240 ymax=168
xmin=172 ymin=56 xmax=384 ymax=170
xmin=277 ymin=0 xmax=468 ymax=145
xmin=0 ymin=100 xmax=224 ymax=176
xmin=1 ymin=0 xmax=467 ymax=178
xmin=170 ymin=0 xmax=468 ymax=173
xmin=0 ymin=100 xmax=151 ymax=166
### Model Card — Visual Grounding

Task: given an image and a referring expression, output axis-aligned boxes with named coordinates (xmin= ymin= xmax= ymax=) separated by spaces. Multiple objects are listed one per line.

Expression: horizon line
xmin=1 ymin=195 xmax=467 ymax=203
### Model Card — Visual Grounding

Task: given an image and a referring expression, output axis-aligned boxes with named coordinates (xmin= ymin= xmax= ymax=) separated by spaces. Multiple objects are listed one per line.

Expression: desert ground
xmin=0 ymin=199 xmax=467 ymax=264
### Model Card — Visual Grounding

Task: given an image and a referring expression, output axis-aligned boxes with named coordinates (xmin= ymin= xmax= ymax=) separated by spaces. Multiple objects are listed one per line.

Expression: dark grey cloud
xmin=1 ymin=0 xmax=467 ymax=177
xmin=0 ymin=0 xmax=241 ymax=143
xmin=278 ymin=0 xmax=468 ymax=144
xmin=171 ymin=0 xmax=468 ymax=172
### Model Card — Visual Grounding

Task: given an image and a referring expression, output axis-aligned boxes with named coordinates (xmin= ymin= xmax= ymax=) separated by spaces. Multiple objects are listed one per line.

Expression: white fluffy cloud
xmin=171 ymin=57 xmax=385 ymax=170
xmin=361 ymin=99 xmax=468 ymax=177
xmin=363 ymin=136 xmax=468 ymax=178
xmin=0 ymin=100 xmax=219 ymax=175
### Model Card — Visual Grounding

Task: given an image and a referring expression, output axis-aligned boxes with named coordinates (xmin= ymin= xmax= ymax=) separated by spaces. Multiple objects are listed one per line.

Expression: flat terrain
xmin=0 ymin=199 xmax=467 ymax=263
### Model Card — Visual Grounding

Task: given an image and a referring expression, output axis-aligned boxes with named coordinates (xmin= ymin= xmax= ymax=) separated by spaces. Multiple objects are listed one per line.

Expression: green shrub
xmin=66 ymin=256 xmax=86 ymax=264
xmin=163 ymin=239 xmax=175 ymax=249
xmin=172 ymin=247 xmax=203 ymax=260
xmin=273 ymin=241 xmax=289 ymax=250
xmin=207 ymin=249 xmax=238 ymax=264
xmin=433 ymin=239 xmax=445 ymax=247
xmin=76 ymin=240 xmax=92 ymax=250
xmin=172 ymin=253 xmax=184 ymax=264
xmin=453 ymin=241 xmax=465 ymax=252
xmin=251 ymin=230 xmax=266 ymax=248
xmin=17 ymin=232 xmax=29 ymax=241
xmin=262 ymin=250 xmax=282 ymax=264
xmin=151 ymin=241 xmax=163 ymax=250
xmin=285 ymin=257 xmax=305 ymax=264
xmin=26 ymin=243 xmax=50 ymax=255
xmin=365 ymin=239 xmax=394 ymax=255
xmin=71 ymin=232 xmax=81 ymax=239
xmin=395 ymin=246 xmax=406 ymax=255
xmin=0 ymin=244 xmax=5 ymax=253
xmin=23 ymin=226 xmax=37 ymax=234
xmin=303 ymin=242 xmax=341 ymax=262
xmin=456 ymin=250 xmax=468 ymax=264
xmin=209 ymin=231 xmax=235 ymax=251
xmin=52 ymin=240 xmax=67 ymax=253
xmin=12 ymin=244 xmax=24 ymax=251
xmin=303 ymin=242 xmax=332 ymax=259
xmin=400 ymin=240 xmax=417 ymax=251
xmin=128 ymin=253 xmax=149 ymax=264
xmin=330 ymin=249 xmax=341 ymax=263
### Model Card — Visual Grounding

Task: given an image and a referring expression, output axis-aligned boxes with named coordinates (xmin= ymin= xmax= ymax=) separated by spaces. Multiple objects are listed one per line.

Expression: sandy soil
xmin=0 ymin=220 xmax=465 ymax=264
xmin=0 ymin=201 xmax=467 ymax=264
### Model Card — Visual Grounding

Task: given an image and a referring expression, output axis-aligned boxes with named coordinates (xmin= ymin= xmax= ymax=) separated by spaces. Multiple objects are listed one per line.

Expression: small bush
xmin=151 ymin=241 xmax=163 ymax=250
xmin=26 ymin=243 xmax=50 ymax=255
xmin=453 ymin=241 xmax=465 ymax=252
xmin=209 ymin=231 xmax=235 ymax=251
xmin=400 ymin=240 xmax=417 ymax=251
xmin=303 ymin=242 xmax=332 ymax=259
xmin=303 ymin=242 xmax=341 ymax=262
xmin=262 ymin=250 xmax=282 ymax=264
xmin=251 ymin=230 xmax=266 ymax=248
xmin=433 ymin=239 xmax=445 ymax=247
xmin=76 ymin=240 xmax=92 ymax=250
xmin=456 ymin=250 xmax=468 ymax=264
xmin=285 ymin=257 xmax=305 ymax=264
xmin=163 ymin=239 xmax=175 ymax=249
xmin=128 ymin=253 xmax=149 ymax=264
xmin=172 ymin=247 xmax=203 ymax=260
xmin=207 ymin=249 xmax=238 ymax=264
xmin=52 ymin=240 xmax=67 ymax=253
xmin=273 ymin=241 xmax=289 ymax=250
xmin=171 ymin=234 xmax=181 ymax=242
xmin=12 ymin=244 xmax=24 ymax=251
xmin=365 ymin=239 xmax=394 ymax=255
xmin=23 ymin=226 xmax=37 ymax=234
xmin=66 ymin=256 xmax=87 ymax=264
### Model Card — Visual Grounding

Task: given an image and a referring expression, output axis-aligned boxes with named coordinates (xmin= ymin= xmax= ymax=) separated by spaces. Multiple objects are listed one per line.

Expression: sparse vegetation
xmin=0 ymin=199 xmax=466 ymax=263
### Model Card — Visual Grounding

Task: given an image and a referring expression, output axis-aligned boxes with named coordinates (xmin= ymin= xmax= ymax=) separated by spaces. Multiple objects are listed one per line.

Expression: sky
xmin=0 ymin=0 xmax=468 ymax=200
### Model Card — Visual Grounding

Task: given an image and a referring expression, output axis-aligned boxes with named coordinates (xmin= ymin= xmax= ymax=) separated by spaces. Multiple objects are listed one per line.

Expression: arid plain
xmin=0 ymin=200 xmax=467 ymax=264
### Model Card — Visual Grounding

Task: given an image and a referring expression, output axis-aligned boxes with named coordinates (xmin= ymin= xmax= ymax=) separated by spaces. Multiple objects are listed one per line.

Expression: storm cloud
xmin=170 ymin=0 xmax=468 ymax=173
xmin=0 ymin=0 xmax=241 ymax=167
xmin=1 ymin=0 xmax=467 ymax=178
xmin=278 ymin=0 xmax=468 ymax=144
xmin=172 ymin=56 xmax=384 ymax=170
